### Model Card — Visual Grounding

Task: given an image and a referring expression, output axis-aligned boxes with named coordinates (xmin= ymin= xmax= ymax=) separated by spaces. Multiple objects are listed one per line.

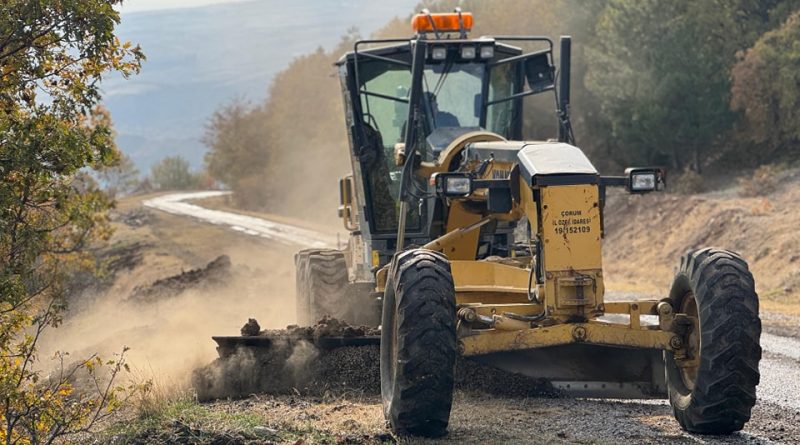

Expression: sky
xmin=121 ymin=0 xmax=248 ymax=13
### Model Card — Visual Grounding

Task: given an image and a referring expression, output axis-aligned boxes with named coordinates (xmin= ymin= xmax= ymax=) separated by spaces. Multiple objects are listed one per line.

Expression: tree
xmin=0 ymin=1 xmax=144 ymax=442
xmin=98 ymin=152 xmax=141 ymax=198
xmin=584 ymin=0 xmax=798 ymax=171
xmin=150 ymin=155 xmax=196 ymax=190
xmin=731 ymin=10 xmax=800 ymax=163
xmin=202 ymin=40 xmax=356 ymax=214
xmin=203 ymin=100 xmax=272 ymax=207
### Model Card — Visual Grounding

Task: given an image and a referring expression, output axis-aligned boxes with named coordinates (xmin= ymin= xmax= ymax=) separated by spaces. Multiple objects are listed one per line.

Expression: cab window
xmin=357 ymin=60 xmax=421 ymax=233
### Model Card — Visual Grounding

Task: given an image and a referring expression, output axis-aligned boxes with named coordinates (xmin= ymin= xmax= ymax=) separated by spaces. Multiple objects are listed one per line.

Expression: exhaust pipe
xmin=558 ymin=36 xmax=572 ymax=143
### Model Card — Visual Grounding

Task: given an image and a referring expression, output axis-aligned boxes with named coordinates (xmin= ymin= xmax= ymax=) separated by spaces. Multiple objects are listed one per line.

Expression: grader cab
xmin=244 ymin=10 xmax=761 ymax=438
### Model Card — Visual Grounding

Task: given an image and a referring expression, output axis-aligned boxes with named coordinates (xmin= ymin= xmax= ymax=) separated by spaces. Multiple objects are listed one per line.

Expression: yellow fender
xmin=416 ymin=131 xmax=506 ymax=178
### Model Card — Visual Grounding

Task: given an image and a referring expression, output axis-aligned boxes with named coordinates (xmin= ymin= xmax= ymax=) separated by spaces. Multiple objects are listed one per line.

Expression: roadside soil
xmin=62 ymin=188 xmax=800 ymax=444
xmin=602 ymin=168 xmax=800 ymax=320
xmin=115 ymin=394 xmax=800 ymax=445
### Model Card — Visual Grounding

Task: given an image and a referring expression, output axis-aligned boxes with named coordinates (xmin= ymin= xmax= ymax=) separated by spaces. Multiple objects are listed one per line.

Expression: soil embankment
xmin=603 ymin=169 xmax=800 ymax=331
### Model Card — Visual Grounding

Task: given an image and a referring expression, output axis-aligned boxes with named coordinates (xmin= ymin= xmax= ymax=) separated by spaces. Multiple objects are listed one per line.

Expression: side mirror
xmin=625 ymin=167 xmax=666 ymax=193
xmin=524 ymin=52 xmax=555 ymax=93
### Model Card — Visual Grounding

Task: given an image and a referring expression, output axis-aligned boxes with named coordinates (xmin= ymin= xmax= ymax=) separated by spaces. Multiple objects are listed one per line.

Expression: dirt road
xmin=131 ymin=192 xmax=800 ymax=444
xmin=143 ymin=191 xmax=338 ymax=249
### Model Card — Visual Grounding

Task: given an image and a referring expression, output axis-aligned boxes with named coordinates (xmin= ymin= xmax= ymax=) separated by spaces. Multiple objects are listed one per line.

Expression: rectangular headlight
xmin=445 ymin=176 xmax=472 ymax=195
xmin=630 ymin=172 xmax=656 ymax=192
xmin=431 ymin=46 xmax=447 ymax=60
xmin=480 ymin=45 xmax=494 ymax=59
xmin=624 ymin=167 xmax=665 ymax=193
xmin=434 ymin=173 xmax=473 ymax=197
xmin=460 ymin=45 xmax=476 ymax=59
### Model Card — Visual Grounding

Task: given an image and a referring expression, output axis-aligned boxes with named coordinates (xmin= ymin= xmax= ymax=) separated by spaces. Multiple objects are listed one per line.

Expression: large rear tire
xmin=666 ymin=248 xmax=761 ymax=434
xmin=294 ymin=249 xmax=349 ymax=326
xmin=380 ymin=249 xmax=457 ymax=437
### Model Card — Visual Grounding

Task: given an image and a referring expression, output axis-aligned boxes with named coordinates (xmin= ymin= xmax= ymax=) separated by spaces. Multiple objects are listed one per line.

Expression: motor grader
xmin=221 ymin=10 xmax=762 ymax=438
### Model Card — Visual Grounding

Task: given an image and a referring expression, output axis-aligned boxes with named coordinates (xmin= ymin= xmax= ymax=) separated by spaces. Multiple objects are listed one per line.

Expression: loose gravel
xmin=193 ymin=317 xmax=560 ymax=401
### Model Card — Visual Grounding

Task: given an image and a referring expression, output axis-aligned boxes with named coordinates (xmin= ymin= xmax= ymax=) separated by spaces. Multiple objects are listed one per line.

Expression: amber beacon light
xmin=411 ymin=12 xmax=474 ymax=33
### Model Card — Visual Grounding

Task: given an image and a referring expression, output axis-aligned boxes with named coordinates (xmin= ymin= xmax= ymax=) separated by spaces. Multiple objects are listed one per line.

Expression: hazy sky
xmin=121 ymin=0 xmax=247 ymax=13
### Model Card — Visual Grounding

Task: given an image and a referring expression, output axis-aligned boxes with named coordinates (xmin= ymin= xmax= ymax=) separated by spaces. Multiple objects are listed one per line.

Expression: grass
xmin=101 ymin=398 xmax=267 ymax=442
xmin=738 ymin=163 xmax=788 ymax=197
xmin=760 ymin=291 xmax=800 ymax=317
xmin=109 ymin=398 xmax=378 ymax=443
xmin=97 ymin=379 xmax=374 ymax=444
xmin=96 ymin=369 xmax=267 ymax=442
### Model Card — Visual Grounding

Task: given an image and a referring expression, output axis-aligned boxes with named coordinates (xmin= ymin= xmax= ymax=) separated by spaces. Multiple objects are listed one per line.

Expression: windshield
xmin=422 ymin=62 xmax=483 ymax=129
xmin=354 ymin=54 xmax=518 ymax=233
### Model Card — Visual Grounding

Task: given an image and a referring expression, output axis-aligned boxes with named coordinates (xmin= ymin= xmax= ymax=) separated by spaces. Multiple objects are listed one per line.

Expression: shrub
xmin=738 ymin=164 xmax=785 ymax=197
xmin=670 ymin=169 xmax=706 ymax=195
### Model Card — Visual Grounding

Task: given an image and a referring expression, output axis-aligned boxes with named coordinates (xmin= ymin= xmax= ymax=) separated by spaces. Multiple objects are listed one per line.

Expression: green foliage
xmin=149 ymin=155 xmax=197 ymax=190
xmin=731 ymin=11 xmax=800 ymax=163
xmin=0 ymin=0 xmax=143 ymax=115
xmin=584 ymin=0 xmax=797 ymax=171
xmin=0 ymin=1 xmax=144 ymax=442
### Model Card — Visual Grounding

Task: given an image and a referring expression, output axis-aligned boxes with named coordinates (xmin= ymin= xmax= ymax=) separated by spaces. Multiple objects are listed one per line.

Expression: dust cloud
xmin=37 ymin=250 xmax=296 ymax=390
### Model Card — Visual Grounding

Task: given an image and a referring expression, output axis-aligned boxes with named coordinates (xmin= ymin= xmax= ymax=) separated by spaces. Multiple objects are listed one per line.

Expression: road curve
xmin=143 ymin=191 xmax=338 ymax=249
xmin=145 ymin=191 xmax=800 ymax=442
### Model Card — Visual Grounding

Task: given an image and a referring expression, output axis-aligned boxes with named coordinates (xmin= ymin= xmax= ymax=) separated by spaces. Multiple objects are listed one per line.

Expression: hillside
xmin=104 ymin=0 xmax=418 ymax=171
xmin=603 ymin=168 xmax=800 ymax=322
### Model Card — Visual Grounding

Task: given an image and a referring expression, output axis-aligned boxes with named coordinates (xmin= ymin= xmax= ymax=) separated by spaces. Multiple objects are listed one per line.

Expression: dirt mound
xmin=455 ymin=360 xmax=558 ymax=398
xmin=113 ymin=207 xmax=154 ymax=228
xmin=193 ymin=317 xmax=556 ymax=402
xmin=128 ymin=255 xmax=232 ymax=303
xmin=64 ymin=240 xmax=149 ymax=311
xmin=240 ymin=318 xmax=261 ymax=336
xmin=193 ymin=317 xmax=382 ymax=401
xmin=256 ymin=315 xmax=380 ymax=341
xmin=102 ymin=241 xmax=148 ymax=273
xmin=192 ymin=344 xmax=382 ymax=401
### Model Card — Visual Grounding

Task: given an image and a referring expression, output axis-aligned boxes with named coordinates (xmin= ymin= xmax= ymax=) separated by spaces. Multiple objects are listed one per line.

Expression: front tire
xmin=380 ymin=249 xmax=457 ymax=437
xmin=666 ymin=248 xmax=761 ymax=434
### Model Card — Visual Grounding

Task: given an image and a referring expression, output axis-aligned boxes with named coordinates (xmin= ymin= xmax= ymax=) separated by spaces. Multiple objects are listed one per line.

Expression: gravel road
xmin=146 ymin=192 xmax=800 ymax=444
xmin=143 ymin=191 xmax=337 ymax=248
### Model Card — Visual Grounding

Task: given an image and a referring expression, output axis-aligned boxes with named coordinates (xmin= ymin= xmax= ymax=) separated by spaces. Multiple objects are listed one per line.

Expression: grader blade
xmin=212 ymin=335 xmax=380 ymax=359
xmin=472 ymin=344 xmax=667 ymax=398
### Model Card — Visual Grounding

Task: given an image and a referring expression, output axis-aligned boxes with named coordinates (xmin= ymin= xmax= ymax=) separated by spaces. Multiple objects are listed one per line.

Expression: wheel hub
xmin=677 ymin=291 xmax=700 ymax=391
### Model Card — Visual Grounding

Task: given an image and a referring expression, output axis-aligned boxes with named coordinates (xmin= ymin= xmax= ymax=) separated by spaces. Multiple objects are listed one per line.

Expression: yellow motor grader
xmin=225 ymin=10 xmax=761 ymax=438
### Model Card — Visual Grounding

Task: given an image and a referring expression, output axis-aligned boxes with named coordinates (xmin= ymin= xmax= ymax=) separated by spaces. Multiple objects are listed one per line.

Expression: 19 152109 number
xmin=555 ymin=225 xmax=591 ymax=235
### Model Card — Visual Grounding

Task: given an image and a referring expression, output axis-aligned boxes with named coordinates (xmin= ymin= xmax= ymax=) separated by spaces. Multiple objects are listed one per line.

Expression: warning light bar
xmin=412 ymin=12 xmax=473 ymax=34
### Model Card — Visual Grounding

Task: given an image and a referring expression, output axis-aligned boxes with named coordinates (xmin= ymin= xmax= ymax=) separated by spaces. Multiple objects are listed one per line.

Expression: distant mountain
xmin=104 ymin=0 xmax=418 ymax=172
